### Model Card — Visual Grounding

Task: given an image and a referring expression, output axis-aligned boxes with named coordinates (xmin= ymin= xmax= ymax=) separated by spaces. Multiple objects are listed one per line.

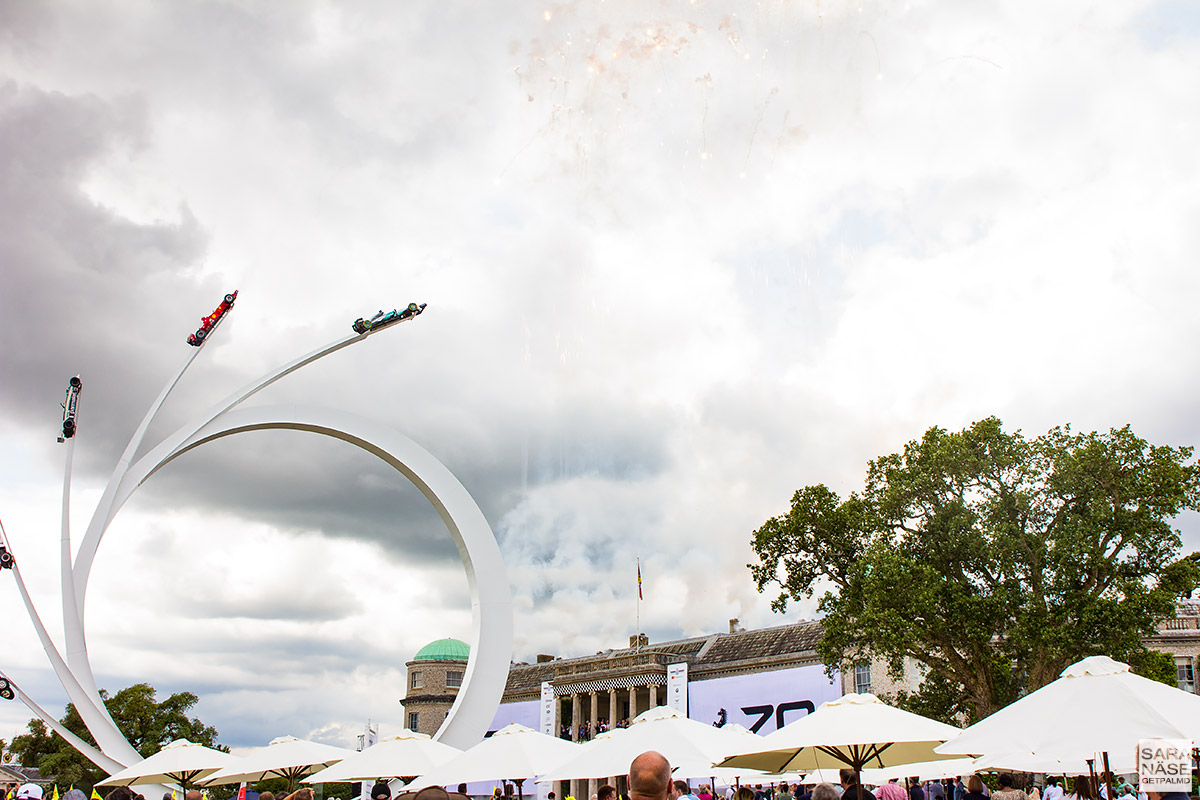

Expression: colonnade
xmin=552 ymin=680 xmax=666 ymax=800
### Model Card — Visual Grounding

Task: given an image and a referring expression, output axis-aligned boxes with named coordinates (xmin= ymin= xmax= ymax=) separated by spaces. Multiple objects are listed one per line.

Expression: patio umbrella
xmin=202 ymin=735 xmax=354 ymax=791
xmin=858 ymin=758 xmax=979 ymax=784
xmin=538 ymin=706 xmax=772 ymax=782
xmin=937 ymin=655 xmax=1200 ymax=773
xmin=304 ymin=731 xmax=462 ymax=783
xmin=98 ymin=739 xmax=238 ymax=790
xmin=716 ymin=693 xmax=965 ymax=776
xmin=405 ymin=723 xmax=579 ymax=798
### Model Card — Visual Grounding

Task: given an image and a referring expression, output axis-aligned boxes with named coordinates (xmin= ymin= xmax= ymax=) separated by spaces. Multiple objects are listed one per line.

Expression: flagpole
xmin=636 ymin=558 xmax=641 ymax=651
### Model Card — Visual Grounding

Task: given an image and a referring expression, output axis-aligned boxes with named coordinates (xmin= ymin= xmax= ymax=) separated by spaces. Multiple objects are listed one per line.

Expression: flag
xmin=92 ymin=789 xmax=103 ymax=800
xmin=172 ymin=792 xmax=178 ymax=800
xmin=53 ymin=786 xmax=60 ymax=800
xmin=637 ymin=560 xmax=642 ymax=600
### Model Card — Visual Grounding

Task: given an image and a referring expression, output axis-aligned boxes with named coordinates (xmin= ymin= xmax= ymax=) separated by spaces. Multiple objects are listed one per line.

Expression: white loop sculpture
xmin=2 ymin=304 xmax=511 ymax=775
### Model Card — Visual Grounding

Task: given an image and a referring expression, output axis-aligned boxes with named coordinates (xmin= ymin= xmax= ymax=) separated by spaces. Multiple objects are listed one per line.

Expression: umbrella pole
xmin=1086 ymin=759 xmax=1096 ymax=798
xmin=516 ymin=778 xmax=525 ymax=800
xmin=1100 ymin=753 xmax=1114 ymax=800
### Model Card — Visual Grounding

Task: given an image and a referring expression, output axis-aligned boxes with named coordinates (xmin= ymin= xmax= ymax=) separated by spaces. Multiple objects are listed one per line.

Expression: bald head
xmin=629 ymin=751 xmax=671 ymax=800
xmin=185 ymin=792 xmax=202 ymax=800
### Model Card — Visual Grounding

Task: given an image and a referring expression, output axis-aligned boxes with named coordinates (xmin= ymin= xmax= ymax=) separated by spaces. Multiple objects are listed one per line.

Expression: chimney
xmin=536 ymin=653 xmax=555 ymax=663
xmin=729 ymin=618 xmax=739 ymax=634
xmin=629 ymin=633 xmax=649 ymax=648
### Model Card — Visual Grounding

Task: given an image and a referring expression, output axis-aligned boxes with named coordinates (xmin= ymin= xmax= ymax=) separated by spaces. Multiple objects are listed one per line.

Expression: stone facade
xmin=401 ymin=641 xmax=470 ymax=737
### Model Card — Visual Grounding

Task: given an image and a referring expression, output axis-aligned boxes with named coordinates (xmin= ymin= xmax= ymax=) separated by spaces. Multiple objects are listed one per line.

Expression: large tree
xmin=750 ymin=417 xmax=1200 ymax=721
xmin=11 ymin=683 xmax=226 ymax=791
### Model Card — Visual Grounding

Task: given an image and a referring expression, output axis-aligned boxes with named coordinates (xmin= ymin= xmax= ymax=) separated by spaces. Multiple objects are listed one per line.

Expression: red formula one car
xmin=187 ymin=290 xmax=238 ymax=346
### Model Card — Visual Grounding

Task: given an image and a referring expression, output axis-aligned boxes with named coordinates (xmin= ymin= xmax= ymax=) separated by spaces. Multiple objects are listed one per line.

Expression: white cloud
xmin=2 ymin=0 xmax=1198 ymax=754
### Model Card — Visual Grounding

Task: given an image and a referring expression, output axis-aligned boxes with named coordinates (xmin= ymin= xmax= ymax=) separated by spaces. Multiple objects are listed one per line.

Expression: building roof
xmin=414 ymin=637 xmax=470 ymax=661
xmin=502 ymin=620 xmax=824 ymax=698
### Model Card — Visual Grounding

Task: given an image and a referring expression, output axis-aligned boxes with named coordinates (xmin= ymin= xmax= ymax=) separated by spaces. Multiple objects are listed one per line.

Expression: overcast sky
xmin=2 ymin=0 xmax=1200 ymax=755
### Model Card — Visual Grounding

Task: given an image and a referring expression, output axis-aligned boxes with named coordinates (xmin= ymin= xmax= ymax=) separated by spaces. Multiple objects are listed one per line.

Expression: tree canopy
xmin=749 ymin=417 xmax=1200 ymax=721
xmin=11 ymin=683 xmax=226 ymax=791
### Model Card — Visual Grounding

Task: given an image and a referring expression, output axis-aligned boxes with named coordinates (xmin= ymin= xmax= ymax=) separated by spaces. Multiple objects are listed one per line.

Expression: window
xmin=853 ymin=663 xmax=872 ymax=694
xmin=446 ymin=670 xmax=464 ymax=688
xmin=408 ymin=712 xmax=419 ymax=730
xmin=410 ymin=670 xmax=423 ymax=689
xmin=1176 ymin=657 xmax=1195 ymax=693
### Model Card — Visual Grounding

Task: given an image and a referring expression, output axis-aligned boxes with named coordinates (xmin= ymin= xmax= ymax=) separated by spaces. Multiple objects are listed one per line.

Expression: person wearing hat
xmin=15 ymin=786 xmax=43 ymax=800
xmin=371 ymin=783 xmax=392 ymax=800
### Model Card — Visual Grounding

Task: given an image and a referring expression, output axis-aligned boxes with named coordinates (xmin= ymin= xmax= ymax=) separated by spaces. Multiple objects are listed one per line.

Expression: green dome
xmin=414 ymin=638 xmax=470 ymax=661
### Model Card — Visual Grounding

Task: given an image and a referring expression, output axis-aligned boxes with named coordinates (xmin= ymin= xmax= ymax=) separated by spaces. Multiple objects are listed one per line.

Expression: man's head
xmin=184 ymin=791 xmax=202 ymax=800
xmin=839 ymin=769 xmax=857 ymax=788
xmin=673 ymin=782 xmax=690 ymax=799
xmin=261 ymin=793 xmax=275 ymax=800
xmin=812 ymin=786 xmax=840 ymax=800
xmin=629 ymin=751 xmax=672 ymax=800
xmin=372 ymin=783 xmax=393 ymax=800
xmin=598 ymin=786 xmax=617 ymax=800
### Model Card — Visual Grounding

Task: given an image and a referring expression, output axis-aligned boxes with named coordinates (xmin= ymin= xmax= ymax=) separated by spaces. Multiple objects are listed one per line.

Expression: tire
xmin=225 ymin=294 xmax=235 ymax=303
xmin=195 ymin=328 xmax=207 ymax=342
xmin=408 ymin=302 xmax=419 ymax=312
xmin=63 ymin=420 xmax=75 ymax=438
xmin=70 ymin=376 xmax=82 ymax=389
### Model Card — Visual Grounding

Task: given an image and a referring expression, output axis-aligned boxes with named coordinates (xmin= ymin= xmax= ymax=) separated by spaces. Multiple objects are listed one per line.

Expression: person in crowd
xmin=1042 ymin=781 xmax=1063 ymax=800
xmin=777 ymin=783 xmax=793 ymax=800
xmin=261 ymin=792 xmax=275 ymax=800
xmin=63 ymin=790 xmax=86 ymax=800
xmin=697 ymin=785 xmax=713 ymax=800
xmin=14 ymin=787 xmax=42 ymax=800
xmin=839 ymin=769 xmax=874 ymax=800
xmin=909 ymin=779 xmax=925 ymax=800
xmin=1064 ymin=778 xmax=1095 ymax=800
xmin=992 ymin=774 xmax=1028 ymax=800
xmin=928 ymin=782 xmax=945 ymax=800
xmin=953 ymin=778 xmax=966 ymax=800
xmin=813 ymin=785 xmax=841 ymax=800
xmin=962 ymin=776 xmax=988 ymax=800
xmin=629 ymin=752 xmax=672 ymax=800
xmin=371 ymin=783 xmax=392 ymax=800
xmin=878 ymin=781 xmax=908 ymax=800
xmin=736 ymin=789 xmax=756 ymax=800
xmin=675 ymin=782 xmax=699 ymax=800
xmin=598 ymin=785 xmax=617 ymax=800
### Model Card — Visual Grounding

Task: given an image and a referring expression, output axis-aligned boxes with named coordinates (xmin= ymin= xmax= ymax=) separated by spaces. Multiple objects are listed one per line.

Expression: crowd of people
xmin=621 ymin=753 xmax=1191 ymax=800
xmin=558 ymin=718 xmax=635 ymax=741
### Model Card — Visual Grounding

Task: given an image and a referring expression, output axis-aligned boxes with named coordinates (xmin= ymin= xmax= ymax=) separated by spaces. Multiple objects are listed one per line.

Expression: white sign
xmin=668 ymin=662 xmax=689 ymax=716
xmin=540 ymin=681 xmax=556 ymax=736
xmin=1138 ymin=738 xmax=1193 ymax=793
xmin=688 ymin=663 xmax=840 ymax=735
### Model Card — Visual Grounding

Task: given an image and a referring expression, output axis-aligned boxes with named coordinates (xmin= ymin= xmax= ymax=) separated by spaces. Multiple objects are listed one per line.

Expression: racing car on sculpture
xmin=352 ymin=302 xmax=426 ymax=334
xmin=61 ymin=375 xmax=82 ymax=439
xmin=187 ymin=290 xmax=238 ymax=346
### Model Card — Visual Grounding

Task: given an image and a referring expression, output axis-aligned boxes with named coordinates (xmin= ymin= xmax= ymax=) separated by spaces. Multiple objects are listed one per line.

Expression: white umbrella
xmin=304 ymin=731 xmax=462 ymax=783
xmin=202 ymin=735 xmax=354 ymax=791
xmin=859 ymin=759 xmax=979 ymax=784
xmin=406 ymin=723 xmax=579 ymax=797
xmin=98 ymin=739 xmax=238 ymax=790
xmin=937 ymin=655 xmax=1200 ymax=772
xmin=718 ymin=693 xmax=966 ymax=774
xmin=538 ymin=706 xmax=772 ymax=782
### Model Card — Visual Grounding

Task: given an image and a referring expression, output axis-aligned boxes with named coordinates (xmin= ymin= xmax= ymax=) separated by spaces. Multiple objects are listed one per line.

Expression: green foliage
xmin=750 ymin=417 xmax=1200 ymax=720
xmin=10 ymin=683 xmax=226 ymax=793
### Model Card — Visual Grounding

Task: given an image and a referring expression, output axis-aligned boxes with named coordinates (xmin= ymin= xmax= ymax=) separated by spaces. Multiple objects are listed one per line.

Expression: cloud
xmin=2 ymin=0 xmax=1198 ymax=753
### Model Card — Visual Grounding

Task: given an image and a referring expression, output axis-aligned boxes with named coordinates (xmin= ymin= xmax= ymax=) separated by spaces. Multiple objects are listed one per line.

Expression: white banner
xmin=1138 ymin=738 xmax=1193 ymax=793
xmin=668 ymin=662 xmax=689 ymax=716
xmin=687 ymin=663 xmax=840 ymax=735
xmin=541 ymin=681 xmax=556 ymax=736
xmin=488 ymin=698 xmax=540 ymax=733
